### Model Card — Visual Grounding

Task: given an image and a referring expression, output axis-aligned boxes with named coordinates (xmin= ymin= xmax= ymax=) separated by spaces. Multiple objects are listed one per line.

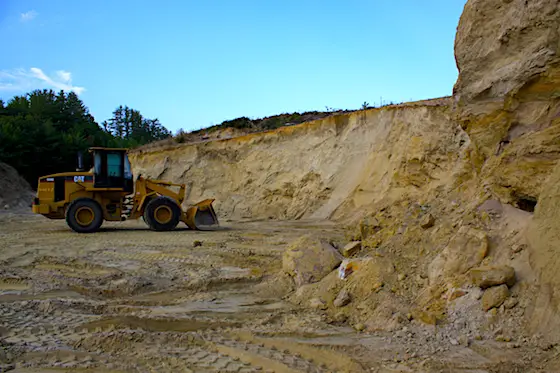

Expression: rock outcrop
xmin=453 ymin=0 xmax=560 ymax=342
xmin=454 ymin=0 xmax=559 ymax=104
xmin=454 ymin=0 xmax=560 ymax=206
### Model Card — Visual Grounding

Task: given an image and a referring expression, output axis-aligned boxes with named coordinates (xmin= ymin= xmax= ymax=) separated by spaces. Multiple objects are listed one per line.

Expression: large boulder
xmin=282 ymin=235 xmax=343 ymax=287
xmin=428 ymin=226 xmax=489 ymax=285
xmin=470 ymin=265 xmax=516 ymax=289
xmin=481 ymin=285 xmax=510 ymax=311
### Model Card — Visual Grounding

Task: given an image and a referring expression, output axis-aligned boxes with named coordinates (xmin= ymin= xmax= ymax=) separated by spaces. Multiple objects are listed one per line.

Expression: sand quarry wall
xmin=131 ymin=0 xmax=560 ymax=341
xmin=130 ymin=99 xmax=469 ymax=224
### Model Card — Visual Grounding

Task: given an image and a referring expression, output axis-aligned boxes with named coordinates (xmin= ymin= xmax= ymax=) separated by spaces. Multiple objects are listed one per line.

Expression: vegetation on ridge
xmin=0 ymin=87 xmax=437 ymax=186
xmin=0 ymin=89 xmax=171 ymax=188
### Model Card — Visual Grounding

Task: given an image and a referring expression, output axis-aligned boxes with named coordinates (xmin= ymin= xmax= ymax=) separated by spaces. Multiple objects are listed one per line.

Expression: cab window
xmin=124 ymin=155 xmax=132 ymax=179
xmin=107 ymin=153 xmax=123 ymax=177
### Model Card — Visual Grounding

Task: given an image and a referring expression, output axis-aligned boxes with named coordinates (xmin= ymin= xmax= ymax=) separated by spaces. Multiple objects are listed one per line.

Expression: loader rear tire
xmin=144 ymin=197 xmax=181 ymax=231
xmin=66 ymin=198 xmax=104 ymax=233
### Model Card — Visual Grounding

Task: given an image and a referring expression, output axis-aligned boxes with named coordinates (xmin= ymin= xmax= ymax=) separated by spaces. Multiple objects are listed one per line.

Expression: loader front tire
xmin=66 ymin=198 xmax=104 ymax=233
xmin=144 ymin=197 xmax=181 ymax=231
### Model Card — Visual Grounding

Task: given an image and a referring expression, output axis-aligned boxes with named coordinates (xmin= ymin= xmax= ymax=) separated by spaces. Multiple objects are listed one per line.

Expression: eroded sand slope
xmin=131 ymin=98 xmax=467 ymax=224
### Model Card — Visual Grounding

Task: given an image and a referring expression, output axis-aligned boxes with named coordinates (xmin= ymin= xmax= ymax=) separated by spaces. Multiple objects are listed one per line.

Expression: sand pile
xmin=0 ymin=162 xmax=34 ymax=211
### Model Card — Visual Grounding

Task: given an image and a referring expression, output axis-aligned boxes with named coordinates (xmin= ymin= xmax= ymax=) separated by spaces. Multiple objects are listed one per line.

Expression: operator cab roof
xmin=88 ymin=147 xmax=130 ymax=152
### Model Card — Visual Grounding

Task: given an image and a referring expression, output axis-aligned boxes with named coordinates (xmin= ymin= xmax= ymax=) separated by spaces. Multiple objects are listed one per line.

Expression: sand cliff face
xmin=130 ymin=0 xmax=560 ymax=342
xmin=131 ymin=99 xmax=468 ymax=223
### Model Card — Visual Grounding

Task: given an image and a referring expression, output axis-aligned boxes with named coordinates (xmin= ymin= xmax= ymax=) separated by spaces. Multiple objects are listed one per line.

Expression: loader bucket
xmin=183 ymin=199 xmax=219 ymax=230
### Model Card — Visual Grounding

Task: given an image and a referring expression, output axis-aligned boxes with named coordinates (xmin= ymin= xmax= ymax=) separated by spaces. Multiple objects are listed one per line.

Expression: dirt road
xmin=0 ymin=212 xmax=554 ymax=372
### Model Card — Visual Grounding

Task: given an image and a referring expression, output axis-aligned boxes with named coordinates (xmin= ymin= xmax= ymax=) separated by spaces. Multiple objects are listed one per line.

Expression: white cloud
xmin=56 ymin=71 xmax=72 ymax=83
xmin=20 ymin=10 xmax=38 ymax=22
xmin=0 ymin=68 xmax=85 ymax=94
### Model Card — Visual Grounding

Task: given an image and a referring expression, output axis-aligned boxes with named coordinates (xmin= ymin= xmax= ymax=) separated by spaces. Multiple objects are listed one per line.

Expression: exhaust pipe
xmin=76 ymin=151 xmax=84 ymax=172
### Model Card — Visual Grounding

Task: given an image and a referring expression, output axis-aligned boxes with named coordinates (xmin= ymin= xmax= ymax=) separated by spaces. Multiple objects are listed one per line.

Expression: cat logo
xmin=74 ymin=176 xmax=85 ymax=183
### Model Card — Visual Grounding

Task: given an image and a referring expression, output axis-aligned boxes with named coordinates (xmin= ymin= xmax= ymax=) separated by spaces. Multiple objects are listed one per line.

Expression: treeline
xmin=0 ymin=89 xmax=171 ymax=188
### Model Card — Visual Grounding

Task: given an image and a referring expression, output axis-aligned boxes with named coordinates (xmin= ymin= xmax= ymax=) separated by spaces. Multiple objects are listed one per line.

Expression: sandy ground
xmin=0 ymin=212 xmax=556 ymax=373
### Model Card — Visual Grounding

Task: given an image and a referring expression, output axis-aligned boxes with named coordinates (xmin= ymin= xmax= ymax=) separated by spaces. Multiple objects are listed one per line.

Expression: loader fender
xmin=138 ymin=192 xmax=158 ymax=212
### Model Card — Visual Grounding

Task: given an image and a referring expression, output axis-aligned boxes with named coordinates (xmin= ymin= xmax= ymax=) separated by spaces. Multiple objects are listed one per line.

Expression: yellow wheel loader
xmin=31 ymin=147 xmax=219 ymax=233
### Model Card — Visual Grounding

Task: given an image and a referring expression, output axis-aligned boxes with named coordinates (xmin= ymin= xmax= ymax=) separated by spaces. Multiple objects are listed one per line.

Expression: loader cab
xmin=89 ymin=148 xmax=134 ymax=193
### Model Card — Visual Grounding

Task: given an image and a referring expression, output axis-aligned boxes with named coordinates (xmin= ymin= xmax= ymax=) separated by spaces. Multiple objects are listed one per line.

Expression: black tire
xmin=141 ymin=198 xmax=153 ymax=226
xmin=144 ymin=196 xmax=181 ymax=231
xmin=65 ymin=198 xmax=104 ymax=233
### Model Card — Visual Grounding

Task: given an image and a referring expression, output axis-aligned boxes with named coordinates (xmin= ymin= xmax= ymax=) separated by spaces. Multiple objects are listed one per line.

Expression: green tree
xmin=0 ymin=90 xmax=172 ymax=188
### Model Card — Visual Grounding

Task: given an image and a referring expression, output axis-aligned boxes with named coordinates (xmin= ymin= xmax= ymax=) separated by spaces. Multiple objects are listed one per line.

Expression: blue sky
xmin=0 ymin=1 xmax=467 ymax=133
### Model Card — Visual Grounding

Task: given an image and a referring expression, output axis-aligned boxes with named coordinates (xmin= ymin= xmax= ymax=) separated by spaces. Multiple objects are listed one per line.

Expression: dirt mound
xmin=0 ymin=162 xmax=33 ymax=211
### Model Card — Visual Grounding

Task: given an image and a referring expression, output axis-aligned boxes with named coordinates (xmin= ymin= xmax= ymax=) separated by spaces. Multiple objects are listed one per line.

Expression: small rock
xmin=503 ymin=297 xmax=519 ymax=309
xmin=470 ymin=265 xmax=516 ymax=289
xmin=398 ymin=273 xmax=406 ymax=281
xmin=354 ymin=323 xmax=366 ymax=332
xmin=38 ymin=300 xmax=53 ymax=314
xmin=193 ymin=240 xmax=203 ymax=247
xmin=309 ymin=298 xmax=327 ymax=310
xmin=459 ymin=335 xmax=470 ymax=347
xmin=333 ymin=289 xmax=351 ymax=307
xmin=448 ymin=288 xmax=467 ymax=301
xmin=449 ymin=338 xmax=459 ymax=346
xmin=512 ymin=244 xmax=525 ymax=254
xmin=493 ymin=327 xmax=503 ymax=335
xmin=332 ymin=312 xmax=348 ymax=323
xmin=495 ymin=335 xmax=512 ymax=342
xmin=342 ymin=241 xmax=362 ymax=257
xmin=482 ymin=285 xmax=510 ymax=311
xmin=414 ymin=310 xmax=437 ymax=325
xmin=420 ymin=213 xmax=435 ymax=229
